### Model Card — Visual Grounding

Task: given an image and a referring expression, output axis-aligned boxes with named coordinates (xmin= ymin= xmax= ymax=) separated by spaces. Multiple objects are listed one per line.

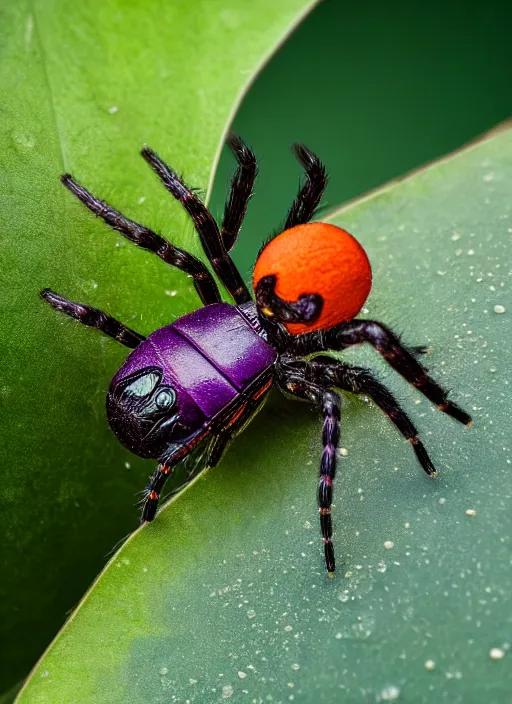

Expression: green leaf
xmin=18 ymin=127 xmax=512 ymax=702
xmin=0 ymin=0 xmax=316 ymax=692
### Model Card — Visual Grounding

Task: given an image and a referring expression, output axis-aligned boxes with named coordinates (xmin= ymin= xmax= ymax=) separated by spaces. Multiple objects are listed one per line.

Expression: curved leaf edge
xmin=323 ymin=117 xmax=512 ymax=223
xmin=206 ymin=0 xmax=319 ymax=200
xmin=13 ymin=1 xmax=320 ymax=699
xmin=18 ymin=119 xmax=512 ymax=701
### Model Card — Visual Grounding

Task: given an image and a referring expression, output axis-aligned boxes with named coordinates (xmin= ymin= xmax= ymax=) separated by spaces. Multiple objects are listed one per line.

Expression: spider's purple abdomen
xmin=107 ymin=303 xmax=276 ymax=457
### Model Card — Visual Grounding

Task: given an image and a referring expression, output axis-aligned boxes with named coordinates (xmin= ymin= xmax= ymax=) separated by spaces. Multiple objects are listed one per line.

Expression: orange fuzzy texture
xmin=253 ymin=223 xmax=372 ymax=334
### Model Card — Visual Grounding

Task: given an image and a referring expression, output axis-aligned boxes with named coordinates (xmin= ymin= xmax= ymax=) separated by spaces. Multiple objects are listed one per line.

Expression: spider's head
xmin=253 ymin=222 xmax=372 ymax=335
xmin=107 ymin=366 xmax=180 ymax=459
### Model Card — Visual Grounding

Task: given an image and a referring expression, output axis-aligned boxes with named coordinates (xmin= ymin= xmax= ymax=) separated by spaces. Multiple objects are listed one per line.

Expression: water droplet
xmin=489 ymin=647 xmax=505 ymax=660
xmin=222 ymin=684 xmax=234 ymax=698
xmin=380 ymin=685 xmax=400 ymax=700
xmin=13 ymin=133 xmax=35 ymax=150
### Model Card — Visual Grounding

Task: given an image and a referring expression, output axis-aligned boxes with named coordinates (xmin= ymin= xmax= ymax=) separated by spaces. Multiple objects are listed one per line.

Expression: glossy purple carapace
xmin=107 ymin=303 xmax=276 ymax=458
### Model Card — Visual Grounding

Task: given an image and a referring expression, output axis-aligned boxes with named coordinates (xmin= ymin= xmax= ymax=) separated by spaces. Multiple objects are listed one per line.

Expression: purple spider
xmin=41 ymin=135 xmax=471 ymax=575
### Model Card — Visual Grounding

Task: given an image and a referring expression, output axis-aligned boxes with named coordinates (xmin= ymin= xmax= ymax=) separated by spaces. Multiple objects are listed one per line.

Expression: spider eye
xmin=107 ymin=367 xmax=180 ymax=459
xmin=154 ymin=388 xmax=176 ymax=410
xmin=121 ymin=370 xmax=160 ymax=399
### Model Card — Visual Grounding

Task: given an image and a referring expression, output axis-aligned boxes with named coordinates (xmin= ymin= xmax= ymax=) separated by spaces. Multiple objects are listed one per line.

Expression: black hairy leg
xmin=284 ymin=356 xmax=438 ymax=477
xmin=410 ymin=344 xmax=433 ymax=357
xmin=317 ymin=389 xmax=341 ymax=575
xmin=284 ymin=144 xmax=328 ymax=230
xmin=275 ymin=364 xmax=341 ymax=575
xmin=144 ymin=371 xmax=274 ymax=520
xmin=221 ymin=134 xmax=258 ymax=252
xmin=208 ymin=397 xmax=261 ymax=467
xmin=207 ymin=372 xmax=274 ymax=466
xmin=255 ymin=283 xmax=431 ymax=357
xmin=61 ymin=175 xmax=221 ymax=306
xmin=142 ymin=430 xmax=209 ymax=522
xmin=40 ymin=289 xmax=145 ymax=349
xmin=141 ymin=463 xmax=175 ymax=522
xmin=141 ymin=146 xmax=251 ymax=305
xmin=255 ymin=274 xmax=324 ymax=325
xmin=288 ymin=319 xmax=472 ymax=426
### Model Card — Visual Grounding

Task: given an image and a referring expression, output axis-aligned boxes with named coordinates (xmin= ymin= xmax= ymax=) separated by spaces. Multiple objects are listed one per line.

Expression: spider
xmin=41 ymin=135 xmax=471 ymax=576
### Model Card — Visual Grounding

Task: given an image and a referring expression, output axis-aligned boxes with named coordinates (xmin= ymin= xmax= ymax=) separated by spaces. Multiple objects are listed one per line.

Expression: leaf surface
xmin=0 ymin=0 xmax=316 ymax=691
xmin=18 ymin=128 xmax=512 ymax=702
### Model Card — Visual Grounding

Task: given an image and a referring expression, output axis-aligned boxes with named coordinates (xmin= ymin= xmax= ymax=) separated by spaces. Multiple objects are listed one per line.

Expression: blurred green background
xmin=211 ymin=0 xmax=512 ymax=277
xmin=3 ymin=0 xmax=512 ymax=696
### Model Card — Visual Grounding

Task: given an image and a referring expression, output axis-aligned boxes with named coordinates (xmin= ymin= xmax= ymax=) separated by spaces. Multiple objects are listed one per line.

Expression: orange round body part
xmin=253 ymin=222 xmax=372 ymax=334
